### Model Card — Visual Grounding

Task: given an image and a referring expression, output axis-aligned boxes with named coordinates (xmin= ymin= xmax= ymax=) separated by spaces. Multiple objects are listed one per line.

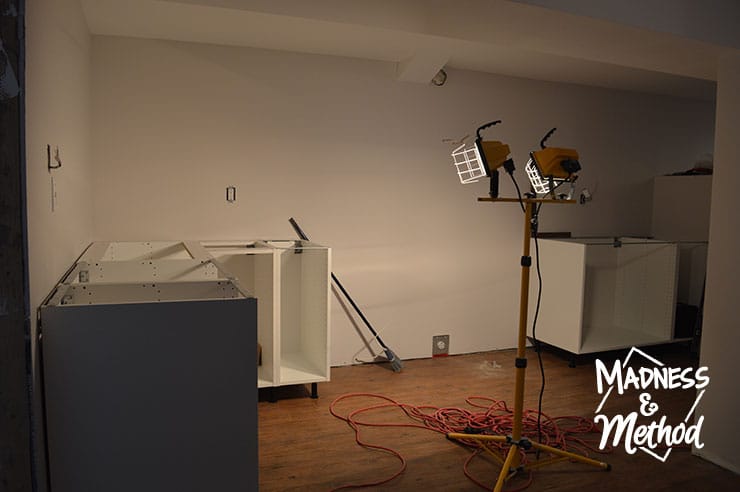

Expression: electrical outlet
xmin=432 ymin=335 xmax=449 ymax=357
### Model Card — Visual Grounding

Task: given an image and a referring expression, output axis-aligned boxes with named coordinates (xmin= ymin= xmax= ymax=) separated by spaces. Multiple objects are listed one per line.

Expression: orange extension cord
xmin=329 ymin=392 xmax=612 ymax=491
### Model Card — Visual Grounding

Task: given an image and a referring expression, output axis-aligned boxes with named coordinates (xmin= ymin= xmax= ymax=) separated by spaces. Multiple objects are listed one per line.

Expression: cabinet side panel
xmin=254 ymin=254 xmax=276 ymax=384
xmin=40 ymin=299 xmax=257 ymax=492
xmin=528 ymin=240 xmax=585 ymax=354
xmin=299 ymin=248 xmax=330 ymax=379
xmin=279 ymin=250 xmax=302 ymax=356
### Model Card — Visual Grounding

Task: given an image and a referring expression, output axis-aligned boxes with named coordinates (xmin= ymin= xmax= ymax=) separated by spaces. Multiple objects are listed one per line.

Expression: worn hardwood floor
xmin=258 ymin=346 xmax=739 ymax=491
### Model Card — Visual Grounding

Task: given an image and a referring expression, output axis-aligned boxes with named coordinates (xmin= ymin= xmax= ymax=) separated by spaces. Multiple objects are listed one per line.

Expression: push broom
xmin=288 ymin=217 xmax=403 ymax=372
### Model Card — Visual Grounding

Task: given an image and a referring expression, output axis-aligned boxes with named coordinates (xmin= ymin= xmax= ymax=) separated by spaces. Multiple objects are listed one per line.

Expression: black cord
xmin=532 ymin=204 xmax=546 ymax=454
xmin=507 ymin=171 xmax=526 ymax=213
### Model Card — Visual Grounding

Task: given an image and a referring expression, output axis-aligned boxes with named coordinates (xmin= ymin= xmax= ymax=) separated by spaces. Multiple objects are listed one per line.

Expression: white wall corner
xmin=395 ymin=46 xmax=449 ymax=84
xmin=696 ymin=48 xmax=740 ymax=475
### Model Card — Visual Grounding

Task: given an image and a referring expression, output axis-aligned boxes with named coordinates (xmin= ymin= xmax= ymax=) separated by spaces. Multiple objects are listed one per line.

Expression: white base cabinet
xmin=65 ymin=239 xmax=331 ymax=389
xmin=201 ymin=240 xmax=331 ymax=388
xmin=528 ymin=237 xmax=681 ymax=354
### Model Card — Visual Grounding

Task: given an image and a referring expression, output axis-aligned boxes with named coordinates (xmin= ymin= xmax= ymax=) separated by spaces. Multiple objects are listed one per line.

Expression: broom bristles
xmin=384 ymin=348 xmax=403 ymax=372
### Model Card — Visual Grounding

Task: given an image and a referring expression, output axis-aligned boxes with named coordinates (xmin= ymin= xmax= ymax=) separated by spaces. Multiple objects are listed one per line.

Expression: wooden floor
xmin=258 ymin=346 xmax=739 ymax=491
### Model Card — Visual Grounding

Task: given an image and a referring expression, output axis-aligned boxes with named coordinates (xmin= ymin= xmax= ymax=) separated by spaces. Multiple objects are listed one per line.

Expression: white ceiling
xmin=81 ymin=0 xmax=733 ymax=100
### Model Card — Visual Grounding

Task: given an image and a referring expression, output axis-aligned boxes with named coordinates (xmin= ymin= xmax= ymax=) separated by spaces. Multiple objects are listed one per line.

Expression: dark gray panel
xmin=41 ymin=298 xmax=257 ymax=492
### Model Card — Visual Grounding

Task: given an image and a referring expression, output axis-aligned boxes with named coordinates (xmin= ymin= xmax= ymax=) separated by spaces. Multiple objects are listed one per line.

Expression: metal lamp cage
xmin=525 ymin=157 xmax=573 ymax=195
xmin=451 ymin=143 xmax=487 ymax=184
xmin=525 ymin=157 xmax=552 ymax=194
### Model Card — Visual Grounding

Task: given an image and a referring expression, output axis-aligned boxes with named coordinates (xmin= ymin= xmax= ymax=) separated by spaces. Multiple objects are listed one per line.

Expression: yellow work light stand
xmin=446 ymin=196 xmax=610 ymax=492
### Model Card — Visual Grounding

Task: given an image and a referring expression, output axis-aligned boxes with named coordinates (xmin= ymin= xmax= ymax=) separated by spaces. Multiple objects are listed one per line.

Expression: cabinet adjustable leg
xmin=310 ymin=382 xmax=318 ymax=399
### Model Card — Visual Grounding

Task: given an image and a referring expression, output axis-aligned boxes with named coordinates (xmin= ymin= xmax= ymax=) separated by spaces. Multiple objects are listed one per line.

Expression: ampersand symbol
xmin=639 ymin=392 xmax=659 ymax=417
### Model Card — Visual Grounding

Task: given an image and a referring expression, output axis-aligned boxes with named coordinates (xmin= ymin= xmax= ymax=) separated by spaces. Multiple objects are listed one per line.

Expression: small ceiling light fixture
xmin=431 ymin=68 xmax=447 ymax=86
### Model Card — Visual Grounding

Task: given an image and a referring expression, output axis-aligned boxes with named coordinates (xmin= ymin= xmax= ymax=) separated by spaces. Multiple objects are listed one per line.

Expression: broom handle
xmin=288 ymin=217 xmax=390 ymax=351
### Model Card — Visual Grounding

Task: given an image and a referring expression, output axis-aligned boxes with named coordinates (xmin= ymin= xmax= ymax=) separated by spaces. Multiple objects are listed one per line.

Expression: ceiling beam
xmin=396 ymin=43 xmax=449 ymax=84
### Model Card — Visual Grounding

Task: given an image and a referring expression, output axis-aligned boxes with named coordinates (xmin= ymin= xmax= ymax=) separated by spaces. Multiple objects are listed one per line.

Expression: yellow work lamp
xmin=525 ymin=127 xmax=581 ymax=196
xmin=450 ymin=120 xmax=514 ymax=197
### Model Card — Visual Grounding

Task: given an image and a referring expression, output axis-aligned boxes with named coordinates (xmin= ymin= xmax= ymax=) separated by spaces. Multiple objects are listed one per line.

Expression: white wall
xmin=90 ymin=36 xmax=714 ymax=365
xmin=26 ymin=0 xmax=94 ymax=318
xmin=25 ymin=0 xmax=95 ymax=487
xmin=696 ymin=54 xmax=740 ymax=473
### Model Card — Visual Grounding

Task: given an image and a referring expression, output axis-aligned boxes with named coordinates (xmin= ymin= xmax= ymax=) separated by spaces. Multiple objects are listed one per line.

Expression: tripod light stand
xmin=447 ymin=125 xmax=610 ymax=491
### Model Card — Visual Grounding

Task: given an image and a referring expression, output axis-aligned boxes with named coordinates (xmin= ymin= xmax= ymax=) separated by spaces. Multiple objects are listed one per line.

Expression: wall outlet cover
xmin=432 ymin=335 xmax=449 ymax=357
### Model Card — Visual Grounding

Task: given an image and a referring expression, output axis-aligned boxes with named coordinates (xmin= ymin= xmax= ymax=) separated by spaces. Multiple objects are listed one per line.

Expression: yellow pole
xmin=510 ymin=201 xmax=533 ymax=465
xmin=446 ymin=198 xmax=609 ymax=489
